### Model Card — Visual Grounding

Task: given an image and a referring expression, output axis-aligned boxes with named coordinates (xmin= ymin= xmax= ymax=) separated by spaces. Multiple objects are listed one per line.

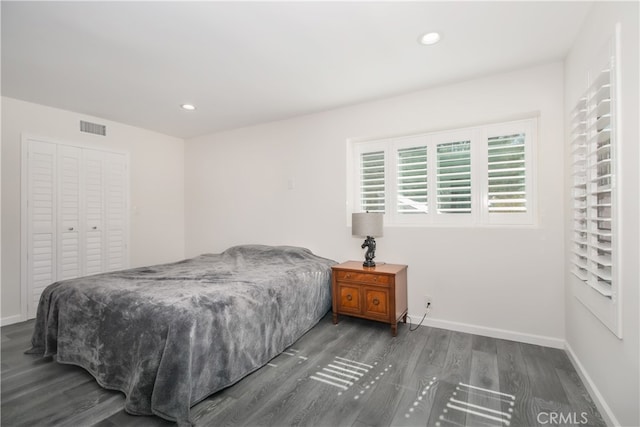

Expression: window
xmin=436 ymin=140 xmax=471 ymax=214
xmin=397 ymin=146 xmax=428 ymax=214
xmin=350 ymin=118 xmax=536 ymax=226
xmin=360 ymin=150 xmax=385 ymax=212
xmin=569 ymin=26 xmax=621 ymax=338
xmin=487 ymin=133 xmax=527 ymax=213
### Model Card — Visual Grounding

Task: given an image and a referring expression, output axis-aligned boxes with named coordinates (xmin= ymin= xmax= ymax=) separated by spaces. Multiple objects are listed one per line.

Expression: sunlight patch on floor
xmin=436 ymin=382 xmax=515 ymax=426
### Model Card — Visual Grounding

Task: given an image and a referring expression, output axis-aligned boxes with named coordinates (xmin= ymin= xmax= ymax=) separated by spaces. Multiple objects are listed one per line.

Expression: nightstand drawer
xmin=363 ymin=287 xmax=389 ymax=319
xmin=337 ymin=284 xmax=361 ymax=314
xmin=335 ymin=270 xmax=390 ymax=286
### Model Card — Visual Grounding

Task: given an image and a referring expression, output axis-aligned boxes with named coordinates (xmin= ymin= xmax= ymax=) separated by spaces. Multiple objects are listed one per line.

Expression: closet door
xmin=23 ymin=139 xmax=129 ymax=319
xmin=82 ymin=149 xmax=105 ymax=275
xmin=105 ymin=152 xmax=128 ymax=271
xmin=57 ymin=145 xmax=82 ymax=280
xmin=26 ymin=140 xmax=57 ymax=318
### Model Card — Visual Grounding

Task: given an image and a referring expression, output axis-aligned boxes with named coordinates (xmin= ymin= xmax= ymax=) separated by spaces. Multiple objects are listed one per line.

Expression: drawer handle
xmin=68 ymin=227 xmax=74 ymax=231
xmin=373 ymin=276 xmax=378 ymax=281
xmin=346 ymin=295 xmax=353 ymax=301
xmin=373 ymin=298 xmax=380 ymax=306
xmin=345 ymin=273 xmax=352 ymax=279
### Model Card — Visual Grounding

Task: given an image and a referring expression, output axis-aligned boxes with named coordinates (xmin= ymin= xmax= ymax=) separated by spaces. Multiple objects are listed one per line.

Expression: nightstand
xmin=331 ymin=261 xmax=408 ymax=336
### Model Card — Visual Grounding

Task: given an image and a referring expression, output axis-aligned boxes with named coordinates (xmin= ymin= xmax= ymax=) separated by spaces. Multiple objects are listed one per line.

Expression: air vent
xmin=80 ymin=120 xmax=107 ymax=136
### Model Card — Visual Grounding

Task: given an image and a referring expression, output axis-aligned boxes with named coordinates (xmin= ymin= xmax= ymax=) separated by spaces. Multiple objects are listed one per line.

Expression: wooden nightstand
xmin=331 ymin=261 xmax=408 ymax=336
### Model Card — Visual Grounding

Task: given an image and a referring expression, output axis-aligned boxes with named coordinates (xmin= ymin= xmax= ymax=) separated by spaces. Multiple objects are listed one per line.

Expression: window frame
xmin=348 ymin=118 xmax=536 ymax=227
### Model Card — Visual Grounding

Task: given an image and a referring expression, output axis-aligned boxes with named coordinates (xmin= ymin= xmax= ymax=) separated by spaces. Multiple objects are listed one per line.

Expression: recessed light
xmin=181 ymin=104 xmax=196 ymax=111
xmin=419 ymin=32 xmax=441 ymax=46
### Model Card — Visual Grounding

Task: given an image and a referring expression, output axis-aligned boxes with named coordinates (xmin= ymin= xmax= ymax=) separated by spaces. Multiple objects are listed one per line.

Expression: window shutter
xmin=396 ymin=146 xmax=428 ymax=214
xmin=436 ymin=141 xmax=471 ymax=214
xmin=571 ymin=49 xmax=615 ymax=299
xmin=360 ymin=151 xmax=385 ymax=212
xmin=487 ymin=133 xmax=527 ymax=213
xmin=351 ymin=118 xmax=534 ymax=226
xmin=585 ymin=65 xmax=614 ymax=297
xmin=571 ymin=97 xmax=589 ymax=282
xmin=568 ymin=26 xmax=621 ymax=338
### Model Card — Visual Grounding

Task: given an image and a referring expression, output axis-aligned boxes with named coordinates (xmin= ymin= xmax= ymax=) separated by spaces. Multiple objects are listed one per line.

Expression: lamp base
xmin=361 ymin=236 xmax=377 ymax=268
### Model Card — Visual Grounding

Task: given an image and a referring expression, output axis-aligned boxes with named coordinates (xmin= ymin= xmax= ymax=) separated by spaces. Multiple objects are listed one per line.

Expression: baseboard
xmin=1 ymin=314 xmax=24 ymax=327
xmin=406 ymin=314 xmax=565 ymax=349
xmin=565 ymin=342 xmax=620 ymax=427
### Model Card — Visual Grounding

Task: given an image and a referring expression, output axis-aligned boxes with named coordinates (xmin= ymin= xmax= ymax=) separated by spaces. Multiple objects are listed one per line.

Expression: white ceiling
xmin=2 ymin=1 xmax=593 ymax=139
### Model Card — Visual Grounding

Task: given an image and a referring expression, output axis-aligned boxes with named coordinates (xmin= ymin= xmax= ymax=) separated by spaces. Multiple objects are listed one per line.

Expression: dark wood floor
xmin=1 ymin=314 xmax=605 ymax=427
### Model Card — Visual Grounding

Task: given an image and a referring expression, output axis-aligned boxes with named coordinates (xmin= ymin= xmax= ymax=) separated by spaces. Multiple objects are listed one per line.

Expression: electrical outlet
xmin=424 ymin=295 xmax=433 ymax=309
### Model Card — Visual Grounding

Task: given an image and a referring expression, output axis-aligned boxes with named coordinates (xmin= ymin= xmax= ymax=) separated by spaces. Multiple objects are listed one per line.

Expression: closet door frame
xmin=20 ymin=134 xmax=130 ymax=320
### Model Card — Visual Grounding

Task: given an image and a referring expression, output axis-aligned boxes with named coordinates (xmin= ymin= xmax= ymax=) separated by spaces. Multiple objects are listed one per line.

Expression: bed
xmin=27 ymin=244 xmax=336 ymax=425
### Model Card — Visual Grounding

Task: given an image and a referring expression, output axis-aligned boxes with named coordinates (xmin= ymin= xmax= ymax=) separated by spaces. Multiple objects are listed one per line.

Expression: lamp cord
xmin=407 ymin=302 xmax=430 ymax=332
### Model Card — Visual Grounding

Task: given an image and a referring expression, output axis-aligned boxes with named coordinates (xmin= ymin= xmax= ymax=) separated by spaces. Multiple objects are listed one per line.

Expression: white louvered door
xmin=83 ymin=149 xmax=106 ymax=275
xmin=58 ymin=145 xmax=82 ymax=280
xmin=26 ymin=140 xmax=57 ymax=318
xmin=23 ymin=138 xmax=129 ymax=319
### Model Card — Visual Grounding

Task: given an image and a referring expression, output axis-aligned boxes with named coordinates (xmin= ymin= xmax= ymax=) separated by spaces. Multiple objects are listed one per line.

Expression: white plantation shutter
xmin=586 ymin=67 xmax=614 ymax=296
xmin=436 ymin=141 xmax=471 ymax=214
xmin=397 ymin=146 xmax=428 ymax=214
xmin=571 ymin=65 xmax=615 ymax=298
xmin=487 ymin=133 xmax=526 ymax=213
xmin=351 ymin=118 xmax=535 ymax=226
xmin=359 ymin=150 xmax=385 ymax=212
xmin=571 ymin=97 xmax=589 ymax=282
xmin=569 ymin=25 xmax=620 ymax=337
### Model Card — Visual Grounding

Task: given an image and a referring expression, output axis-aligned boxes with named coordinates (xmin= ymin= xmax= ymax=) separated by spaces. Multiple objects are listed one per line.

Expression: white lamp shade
xmin=352 ymin=212 xmax=384 ymax=237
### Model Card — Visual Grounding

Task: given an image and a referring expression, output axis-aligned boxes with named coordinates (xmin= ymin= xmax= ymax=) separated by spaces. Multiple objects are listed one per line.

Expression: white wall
xmin=1 ymin=97 xmax=186 ymax=324
xmin=185 ymin=62 xmax=566 ymax=346
xmin=563 ymin=2 xmax=639 ymax=426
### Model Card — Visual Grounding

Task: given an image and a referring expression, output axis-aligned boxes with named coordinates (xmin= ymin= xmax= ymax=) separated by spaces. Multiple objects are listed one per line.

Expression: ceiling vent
xmin=80 ymin=120 xmax=107 ymax=136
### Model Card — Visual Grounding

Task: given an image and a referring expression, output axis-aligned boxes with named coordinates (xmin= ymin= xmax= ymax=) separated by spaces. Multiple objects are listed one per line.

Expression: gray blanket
xmin=27 ymin=245 xmax=335 ymax=425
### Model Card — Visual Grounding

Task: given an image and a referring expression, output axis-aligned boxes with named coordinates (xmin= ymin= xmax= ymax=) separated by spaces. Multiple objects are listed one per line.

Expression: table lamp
xmin=352 ymin=212 xmax=384 ymax=267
